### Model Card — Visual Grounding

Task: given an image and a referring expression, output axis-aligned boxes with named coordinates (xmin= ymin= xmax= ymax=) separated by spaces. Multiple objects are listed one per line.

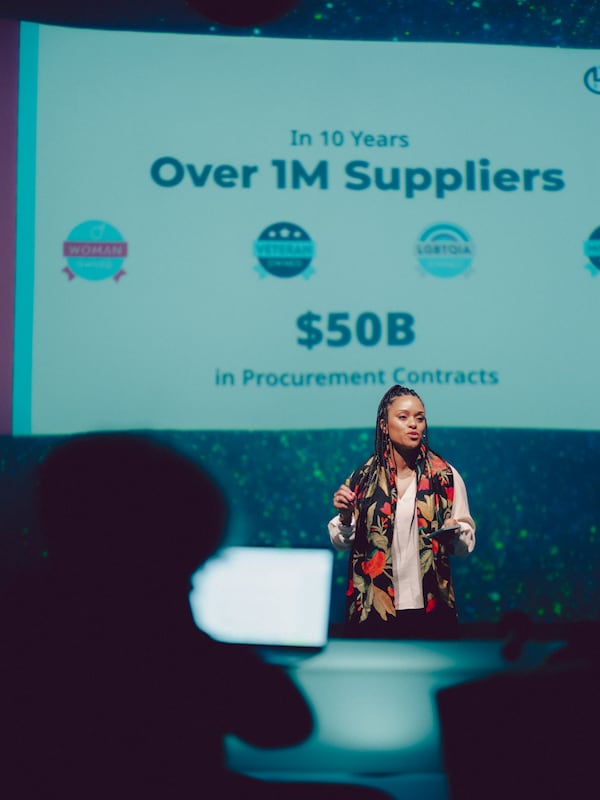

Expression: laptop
xmin=188 ymin=546 xmax=334 ymax=660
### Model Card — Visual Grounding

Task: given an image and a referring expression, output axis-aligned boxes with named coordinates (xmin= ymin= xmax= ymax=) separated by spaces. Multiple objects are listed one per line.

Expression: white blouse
xmin=328 ymin=466 xmax=476 ymax=610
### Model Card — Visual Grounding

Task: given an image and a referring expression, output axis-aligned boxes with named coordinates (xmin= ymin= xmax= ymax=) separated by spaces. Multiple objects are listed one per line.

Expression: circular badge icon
xmin=584 ymin=226 xmax=600 ymax=273
xmin=63 ymin=220 xmax=128 ymax=281
xmin=416 ymin=223 xmax=474 ymax=278
xmin=583 ymin=67 xmax=600 ymax=95
xmin=253 ymin=222 xmax=315 ymax=278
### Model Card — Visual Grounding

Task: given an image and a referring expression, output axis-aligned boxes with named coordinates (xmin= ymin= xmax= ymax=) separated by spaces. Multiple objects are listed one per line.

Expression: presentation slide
xmin=1 ymin=16 xmax=599 ymax=630
xmin=8 ymin=23 xmax=600 ymax=434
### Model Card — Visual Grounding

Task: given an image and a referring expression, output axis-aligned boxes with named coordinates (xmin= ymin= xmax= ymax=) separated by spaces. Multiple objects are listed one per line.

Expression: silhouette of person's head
xmin=15 ymin=438 xmax=391 ymax=800
xmin=37 ymin=432 xmax=227 ymax=606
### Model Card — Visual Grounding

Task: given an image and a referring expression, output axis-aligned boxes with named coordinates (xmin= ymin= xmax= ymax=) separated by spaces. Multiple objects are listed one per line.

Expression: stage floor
xmin=226 ymin=637 xmax=564 ymax=798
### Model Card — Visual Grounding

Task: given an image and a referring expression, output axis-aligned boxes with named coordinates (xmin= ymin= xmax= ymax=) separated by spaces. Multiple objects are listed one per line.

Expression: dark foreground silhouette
xmin=1 ymin=433 xmax=391 ymax=799
xmin=437 ymin=616 xmax=600 ymax=800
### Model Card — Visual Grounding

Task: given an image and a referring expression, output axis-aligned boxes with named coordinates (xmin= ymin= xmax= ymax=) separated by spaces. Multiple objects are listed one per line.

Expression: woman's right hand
xmin=333 ymin=484 xmax=356 ymax=526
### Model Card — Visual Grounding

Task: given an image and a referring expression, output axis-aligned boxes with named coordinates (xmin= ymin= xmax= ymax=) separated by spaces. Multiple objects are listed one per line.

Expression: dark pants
xmin=344 ymin=607 xmax=459 ymax=640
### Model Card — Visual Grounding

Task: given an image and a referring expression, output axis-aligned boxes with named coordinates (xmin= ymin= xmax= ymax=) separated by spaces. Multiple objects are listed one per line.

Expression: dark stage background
xmin=2 ymin=427 xmax=598 ymax=630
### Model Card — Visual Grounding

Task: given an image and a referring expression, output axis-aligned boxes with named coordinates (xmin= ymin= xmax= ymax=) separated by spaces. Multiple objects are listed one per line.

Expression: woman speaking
xmin=329 ymin=384 xmax=476 ymax=639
